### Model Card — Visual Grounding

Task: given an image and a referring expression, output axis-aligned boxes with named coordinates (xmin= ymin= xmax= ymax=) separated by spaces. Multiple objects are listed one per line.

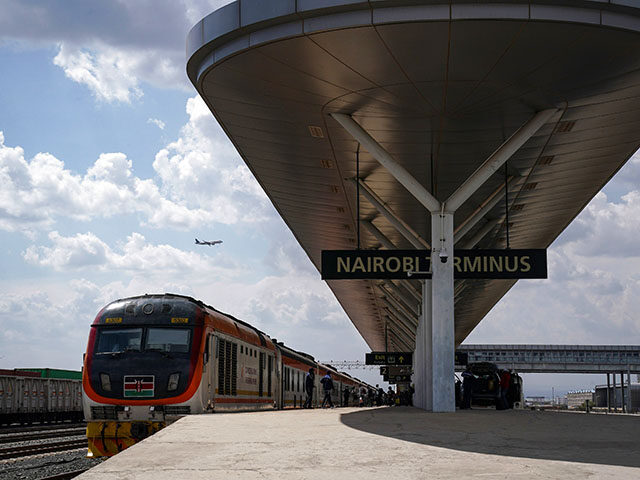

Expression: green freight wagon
xmin=15 ymin=368 xmax=82 ymax=380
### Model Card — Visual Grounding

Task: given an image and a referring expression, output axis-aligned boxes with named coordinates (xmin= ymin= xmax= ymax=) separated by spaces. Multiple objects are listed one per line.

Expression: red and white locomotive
xmin=82 ymin=293 xmax=370 ymax=456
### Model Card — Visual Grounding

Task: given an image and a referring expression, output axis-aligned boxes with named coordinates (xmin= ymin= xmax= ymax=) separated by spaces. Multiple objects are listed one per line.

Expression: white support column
xmin=414 ymin=280 xmax=432 ymax=410
xmin=430 ymin=211 xmax=455 ymax=412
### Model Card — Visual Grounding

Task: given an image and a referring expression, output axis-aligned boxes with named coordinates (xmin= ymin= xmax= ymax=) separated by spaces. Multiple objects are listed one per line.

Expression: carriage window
xmin=145 ymin=328 xmax=190 ymax=353
xmin=96 ymin=328 xmax=142 ymax=353
xmin=240 ymin=345 xmax=243 ymax=354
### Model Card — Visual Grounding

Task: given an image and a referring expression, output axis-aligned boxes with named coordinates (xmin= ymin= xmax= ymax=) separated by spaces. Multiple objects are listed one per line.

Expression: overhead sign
xmin=321 ymin=249 xmax=546 ymax=280
xmin=388 ymin=374 xmax=411 ymax=384
xmin=381 ymin=366 xmax=411 ymax=376
xmin=366 ymin=352 xmax=412 ymax=366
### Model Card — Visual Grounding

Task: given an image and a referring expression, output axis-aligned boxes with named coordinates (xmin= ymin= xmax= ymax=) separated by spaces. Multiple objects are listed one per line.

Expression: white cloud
xmin=0 ymin=96 xmax=270 ymax=233
xmin=557 ymin=191 xmax=640 ymax=258
xmin=466 ymin=215 xmax=640 ymax=347
xmin=53 ymin=43 xmax=144 ymax=103
xmin=0 ymin=1 xmax=236 ymax=99
xmin=22 ymin=231 xmax=246 ymax=279
xmin=147 ymin=118 xmax=166 ymax=130
xmin=152 ymin=96 xmax=271 ymax=224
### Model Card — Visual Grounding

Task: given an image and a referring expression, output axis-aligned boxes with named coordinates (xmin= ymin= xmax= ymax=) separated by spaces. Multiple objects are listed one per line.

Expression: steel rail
xmin=0 ymin=439 xmax=87 ymax=460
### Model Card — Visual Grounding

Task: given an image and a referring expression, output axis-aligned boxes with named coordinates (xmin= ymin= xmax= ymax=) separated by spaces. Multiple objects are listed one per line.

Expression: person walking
xmin=342 ymin=386 xmax=350 ymax=407
xmin=461 ymin=365 xmax=475 ymax=409
xmin=498 ymin=369 xmax=511 ymax=410
xmin=303 ymin=368 xmax=315 ymax=409
xmin=387 ymin=386 xmax=395 ymax=406
xmin=320 ymin=372 xmax=334 ymax=408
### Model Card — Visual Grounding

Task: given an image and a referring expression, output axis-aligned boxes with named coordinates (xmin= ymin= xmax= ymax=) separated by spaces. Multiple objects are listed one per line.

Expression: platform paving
xmin=78 ymin=407 xmax=640 ymax=479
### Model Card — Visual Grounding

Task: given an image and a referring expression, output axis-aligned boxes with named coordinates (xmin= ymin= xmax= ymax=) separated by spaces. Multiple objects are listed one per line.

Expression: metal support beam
xmin=628 ymin=370 xmax=632 ymax=413
xmin=461 ymin=218 xmax=501 ymax=249
xmin=454 ymin=177 xmax=518 ymax=244
xmin=360 ymin=220 xmax=396 ymax=249
xmin=445 ymin=109 xmax=557 ymax=212
xmin=354 ymin=178 xmax=430 ymax=249
xmin=380 ymin=297 xmax=418 ymax=334
xmin=381 ymin=311 xmax=415 ymax=346
xmin=380 ymin=292 xmax=419 ymax=329
xmin=392 ymin=279 xmax=422 ymax=303
xmin=613 ymin=373 xmax=617 ymax=412
xmin=332 ymin=113 xmax=441 ymax=212
xmin=385 ymin=322 xmax=413 ymax=351
xmin=381 ymin=281 xmax=420 ymax=317
xmin=620 ymin=370 xmax=626 ymax=413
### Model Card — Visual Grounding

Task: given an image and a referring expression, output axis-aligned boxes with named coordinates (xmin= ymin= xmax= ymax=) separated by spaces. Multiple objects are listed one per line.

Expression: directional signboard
xmin=381 ymin=366 xmax=412 ymax=376
xmin=322 ymin=249 xmax=547 ymax=280
xmin=388 ymin=374 xmax=412 ymax=384
xmin=366 ymin=352 xmax=412 ymax=366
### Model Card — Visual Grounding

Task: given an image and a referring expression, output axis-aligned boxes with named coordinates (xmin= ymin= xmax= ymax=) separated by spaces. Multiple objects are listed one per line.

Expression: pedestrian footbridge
xmin=456 ymin=344 xmax=640 ymax=373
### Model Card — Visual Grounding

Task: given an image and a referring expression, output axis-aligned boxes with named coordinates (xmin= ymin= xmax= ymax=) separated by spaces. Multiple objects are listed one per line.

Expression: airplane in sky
xmin=195 ymin=238 xmax=223 ymax=246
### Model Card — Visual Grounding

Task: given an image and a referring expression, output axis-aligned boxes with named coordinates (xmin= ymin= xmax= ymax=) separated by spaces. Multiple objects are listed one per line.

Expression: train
xmin=0 ymin=369 xmax=83 ymax=426
xmin=82 ymin=293 xmax=374 ymax=457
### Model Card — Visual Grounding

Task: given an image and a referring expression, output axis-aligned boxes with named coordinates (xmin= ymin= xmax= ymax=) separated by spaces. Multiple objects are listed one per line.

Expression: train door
xmin=203 ymin=334 xmax=215 ymax=409
xmin=275 ymin=347 xmax=283 ymax=409
xmin=259 ymin=352 xmax=265 ymax=397
xmin=267 ymin=355 xmax=273 ymax=399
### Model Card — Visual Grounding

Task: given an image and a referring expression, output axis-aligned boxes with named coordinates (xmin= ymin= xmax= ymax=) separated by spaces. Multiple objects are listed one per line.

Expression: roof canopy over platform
xmin=187 ymin=1 xmax=640 ymax=352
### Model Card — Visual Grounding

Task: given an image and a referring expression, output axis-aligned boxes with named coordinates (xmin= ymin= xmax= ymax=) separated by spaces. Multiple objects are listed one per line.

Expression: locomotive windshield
xmin=94 ymin=327 xmax=191 ymax=354
xmin=95 ymin=328 xmax=142 ymax=353
xmin=145 ymin=328 xmax=190 ymax=353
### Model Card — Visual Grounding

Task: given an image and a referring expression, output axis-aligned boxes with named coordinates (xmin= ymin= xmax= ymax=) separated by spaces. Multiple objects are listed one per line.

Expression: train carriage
xmin=83 ymin=294 xmax=374 ymax=457
xmin=0 ymin=369 xmax=83 ymax=426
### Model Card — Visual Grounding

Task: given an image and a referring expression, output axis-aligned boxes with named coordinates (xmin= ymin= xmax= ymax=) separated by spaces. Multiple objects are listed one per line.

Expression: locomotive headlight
xmin=100 ymin=373 xmax=112 ymax=391
xmin=167 ymin=373 xmax=180 ymax=391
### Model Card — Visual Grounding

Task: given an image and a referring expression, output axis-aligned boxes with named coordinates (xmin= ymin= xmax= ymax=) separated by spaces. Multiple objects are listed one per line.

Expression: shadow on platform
xmin=340 ymin=407 xmax=640 ymax=468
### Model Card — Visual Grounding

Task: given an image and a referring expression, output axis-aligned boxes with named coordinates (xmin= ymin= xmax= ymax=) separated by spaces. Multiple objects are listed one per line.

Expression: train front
xmin=82 ymin=295 xmax=204 ymax=456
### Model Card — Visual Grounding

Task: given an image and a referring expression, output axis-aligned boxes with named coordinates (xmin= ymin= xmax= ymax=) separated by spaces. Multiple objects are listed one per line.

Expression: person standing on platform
xmin=321 ymin=372 xmax=334 ymax=408
xmin=376 ymin=385 xmax=384 ymax=406
xmin=498 ymin=369 xmax=511 ymax=410
xmin=343 ymin=386 xmax=350 ymax=407
xmin=387 ymin=386 xmax=395 ymax=406
xmin=303 ymin=368 xmax=315 ymax=409
xmin=461 ymin=366 xmax=475 ymax=409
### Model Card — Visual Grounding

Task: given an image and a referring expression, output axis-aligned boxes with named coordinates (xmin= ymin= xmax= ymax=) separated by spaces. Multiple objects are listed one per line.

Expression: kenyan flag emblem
xmin=123 ymin=375 xmax=154 ymax=398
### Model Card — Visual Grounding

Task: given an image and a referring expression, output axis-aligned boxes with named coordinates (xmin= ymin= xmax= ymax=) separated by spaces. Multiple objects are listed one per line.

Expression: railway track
xmin=0 ymin=439 xmax=87 ymax=460
xmin=0 ymin=428 xmax=86 ymax=444
xmin=0 ymin=423 xmax=86 ymax=434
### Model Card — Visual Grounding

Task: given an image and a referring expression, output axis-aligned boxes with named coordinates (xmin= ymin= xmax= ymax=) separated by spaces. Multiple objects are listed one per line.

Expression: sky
xmin=1 ymin=1 xmax=639 ymax=398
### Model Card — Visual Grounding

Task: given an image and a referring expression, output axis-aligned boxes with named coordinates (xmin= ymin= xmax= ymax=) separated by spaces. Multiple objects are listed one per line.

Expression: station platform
xmin=78 ymin=407 xmax=640 ymax=479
